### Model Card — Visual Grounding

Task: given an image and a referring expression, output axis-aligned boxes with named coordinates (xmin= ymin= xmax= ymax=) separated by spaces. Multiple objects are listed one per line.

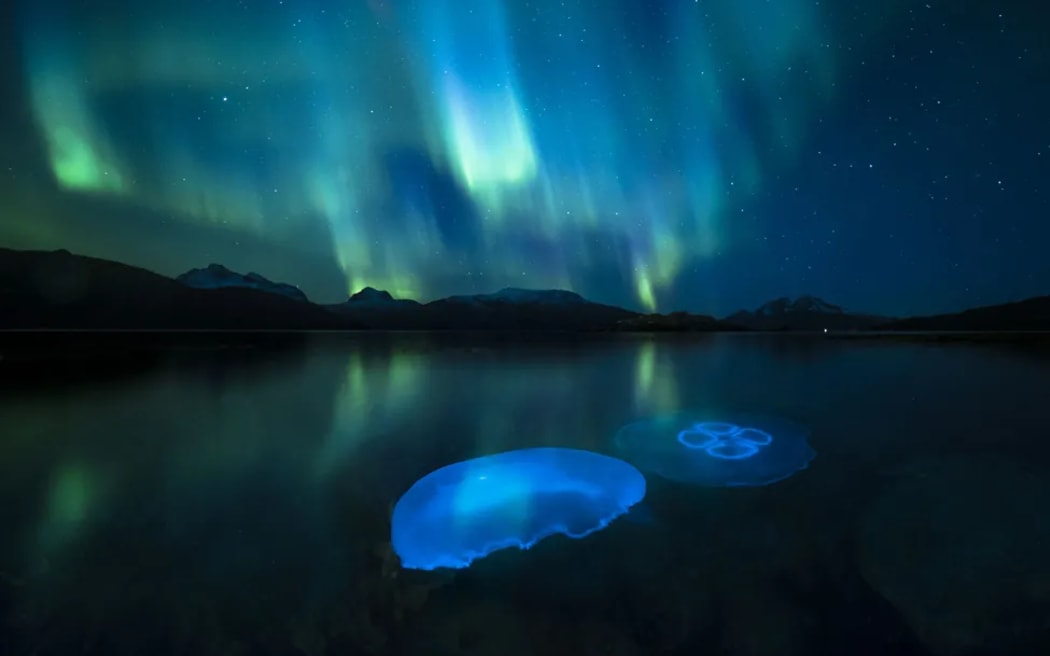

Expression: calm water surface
xmin=2 ymin=333 xmax=1050 ymax=656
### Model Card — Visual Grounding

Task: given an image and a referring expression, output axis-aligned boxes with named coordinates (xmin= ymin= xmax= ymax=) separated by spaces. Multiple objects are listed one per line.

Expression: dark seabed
xmin=2 ymin=333 xmax=1050 ymax=656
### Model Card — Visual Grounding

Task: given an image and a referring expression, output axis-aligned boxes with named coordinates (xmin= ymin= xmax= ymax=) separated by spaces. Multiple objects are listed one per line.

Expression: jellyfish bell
xmin=615 ymin=412 xmax=815 ymax=487
xmin=390 ymin=447 xmax=647 ymax=571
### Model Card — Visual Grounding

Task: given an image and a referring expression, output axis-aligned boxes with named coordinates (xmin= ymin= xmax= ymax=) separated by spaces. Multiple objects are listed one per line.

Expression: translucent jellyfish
xmin=391 ymin=447 xmax=647 ymax=571
xmin=614 ymin=412 xmax=815 ymax=487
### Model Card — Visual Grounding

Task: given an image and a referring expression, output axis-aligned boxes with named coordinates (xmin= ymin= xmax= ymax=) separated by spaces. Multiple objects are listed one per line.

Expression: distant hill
xmin=445 ymin=288 xmax=589 ymax=306
xmin=326 ymin=286 xmax=421 ymax=315
xmin=340 ymin=286 xmax=421 ymax=308
xmin=0 ymin=248 xmax=349 ymax=330
xmin=421 ymin=288 xmax=636 ymax=330
xmin=176 ymin=263 xmax=309 ymax=302
xmin=325 ymin=286 xmax=427 ymax=329
xmin=613 ymin=311 xmax=732 ymax=332
xmin=8 ymin=247 xmax=1040 ymax=334
xmin=723 ymin=295 xmax=892 ymax=331
xmin=0 ymin=249 xmax=656 ymax=332
xmin=329 ymin=286 xmax=640 ymax=330
xmin=876 ymin=295 xmax=1050 ymax=332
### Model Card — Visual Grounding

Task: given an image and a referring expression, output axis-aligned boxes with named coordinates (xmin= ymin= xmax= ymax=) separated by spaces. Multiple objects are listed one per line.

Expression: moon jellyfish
xmin=391 ymin=447 xmax=647 ymax=571
xmin=614 ymin=412 xmax=815 ymax=487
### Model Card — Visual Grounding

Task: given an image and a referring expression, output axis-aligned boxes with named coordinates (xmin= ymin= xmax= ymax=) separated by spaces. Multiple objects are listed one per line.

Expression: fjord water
xmin=2 ymin=334 xmax=1050 ymax=656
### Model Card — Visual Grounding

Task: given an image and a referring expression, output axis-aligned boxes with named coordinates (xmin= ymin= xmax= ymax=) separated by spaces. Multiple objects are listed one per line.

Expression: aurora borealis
xmin=1 ymin=0 xmax=1047 ymax=315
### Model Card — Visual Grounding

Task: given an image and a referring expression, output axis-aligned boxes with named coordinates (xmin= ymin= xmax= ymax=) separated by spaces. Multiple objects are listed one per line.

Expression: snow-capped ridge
xmin=175 ymin=264 xmax=309 ymax=302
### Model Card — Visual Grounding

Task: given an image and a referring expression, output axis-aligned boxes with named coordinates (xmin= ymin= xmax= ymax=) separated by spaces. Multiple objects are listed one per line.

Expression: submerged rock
xmin=857 ymin=455 xmax=1050 ymax=654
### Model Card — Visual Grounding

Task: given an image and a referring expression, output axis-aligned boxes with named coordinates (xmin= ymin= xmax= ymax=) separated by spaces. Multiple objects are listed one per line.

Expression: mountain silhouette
xmin=723 ymin=295 xmax=892 ymax=331
xmin=176 ymin=263 xmax=309 ymax=302
xmin=0 ymin=249 xmax=657 ymax=331
xmin=0 ymin=248 xmax=348 ymax=330
xmin=328 ymin=285 xmax=639 ymax=330
xmin=876 ymin=295 xmax=1050 ymax=332
xmin=3 ymin=248 xmax=1046 ymax=333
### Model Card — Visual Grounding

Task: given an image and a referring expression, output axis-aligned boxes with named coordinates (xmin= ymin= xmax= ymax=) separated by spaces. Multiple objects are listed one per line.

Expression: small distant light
xmin=823 ymin=328 xmax=828 ymax=334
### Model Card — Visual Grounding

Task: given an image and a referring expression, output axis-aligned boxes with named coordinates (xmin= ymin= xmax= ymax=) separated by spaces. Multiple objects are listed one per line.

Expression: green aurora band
xmin=15 ymin=0 xmax=844 ymax=310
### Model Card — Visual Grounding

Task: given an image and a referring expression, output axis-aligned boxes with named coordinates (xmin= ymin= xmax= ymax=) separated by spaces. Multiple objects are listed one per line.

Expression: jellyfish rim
xmin=390 ymin=447 xmax=647 ymax=571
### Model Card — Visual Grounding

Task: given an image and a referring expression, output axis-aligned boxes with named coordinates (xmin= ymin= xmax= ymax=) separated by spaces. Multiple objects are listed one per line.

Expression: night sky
xmin=0 ymin=0 xmax=1047 ymax=317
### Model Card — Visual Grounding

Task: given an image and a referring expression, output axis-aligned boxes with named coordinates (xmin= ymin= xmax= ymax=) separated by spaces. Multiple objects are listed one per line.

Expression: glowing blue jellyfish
xmin=614 ymin=412 xmax=815 ymax=487
xmin=391 ymin=447 xmax=647 ymax=571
